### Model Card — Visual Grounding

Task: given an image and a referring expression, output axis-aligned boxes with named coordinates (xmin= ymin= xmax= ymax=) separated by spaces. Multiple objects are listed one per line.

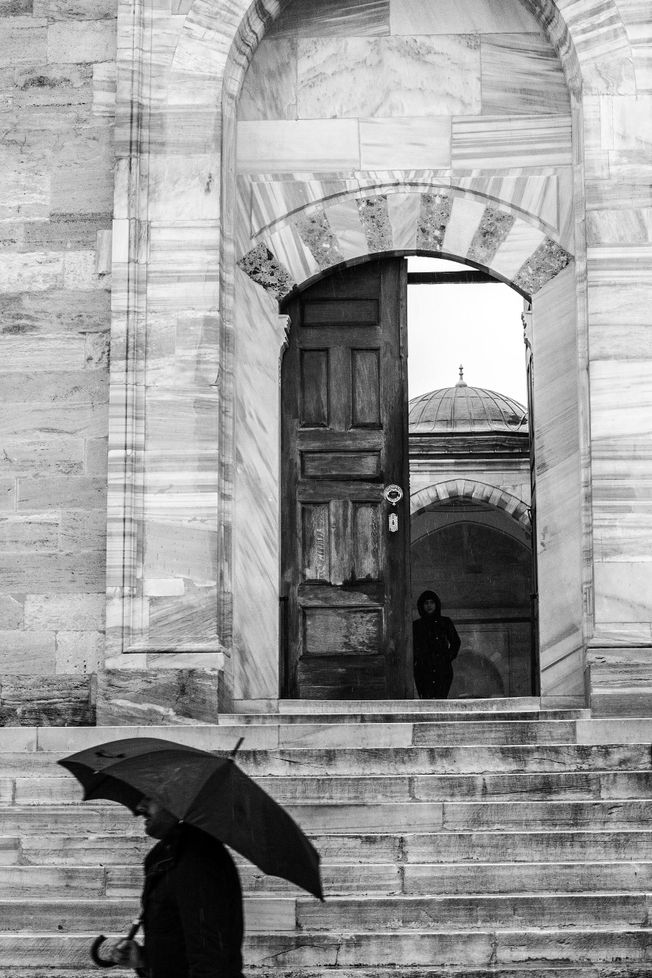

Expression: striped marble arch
xmin=237 ymin=186 xmax=573 ymax=299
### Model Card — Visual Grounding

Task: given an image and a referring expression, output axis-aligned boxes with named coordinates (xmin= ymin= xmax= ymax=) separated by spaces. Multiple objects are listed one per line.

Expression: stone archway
xmin=105 ymin=0 xmax=652 ymax=715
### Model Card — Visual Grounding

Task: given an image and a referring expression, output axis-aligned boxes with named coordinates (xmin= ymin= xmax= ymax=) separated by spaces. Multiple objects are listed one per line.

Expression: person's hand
xmin=103 ymin=938 xmax=145 ymax=968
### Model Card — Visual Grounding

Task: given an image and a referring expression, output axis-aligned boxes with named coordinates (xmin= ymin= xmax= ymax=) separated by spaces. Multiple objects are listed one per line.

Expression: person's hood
xmin=417 ymin=590 xmax=441 ymax=618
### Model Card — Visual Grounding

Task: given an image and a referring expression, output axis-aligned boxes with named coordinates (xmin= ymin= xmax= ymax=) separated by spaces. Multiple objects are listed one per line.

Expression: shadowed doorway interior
xmin=407 ymin=257 xmax=537 ymax=698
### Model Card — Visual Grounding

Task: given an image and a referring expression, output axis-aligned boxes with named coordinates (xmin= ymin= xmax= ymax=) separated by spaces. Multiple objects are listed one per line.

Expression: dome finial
xmin=456 ymin=364 xmax=467 ymax=387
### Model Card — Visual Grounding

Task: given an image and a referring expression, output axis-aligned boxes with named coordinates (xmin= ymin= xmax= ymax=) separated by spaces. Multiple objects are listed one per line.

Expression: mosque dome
xmin=409 ymin=367 xmax=528 ymax=434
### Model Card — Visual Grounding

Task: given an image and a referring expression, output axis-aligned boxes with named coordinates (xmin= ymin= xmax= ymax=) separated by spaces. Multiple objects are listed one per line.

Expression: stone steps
xmin=0 ymin=709 xmax=649 ymax=976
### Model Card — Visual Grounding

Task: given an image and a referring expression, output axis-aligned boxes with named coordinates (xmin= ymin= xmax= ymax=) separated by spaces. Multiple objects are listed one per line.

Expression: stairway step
xmin=0 ymin=898 xmax=297 ymax=935
xmin=12 ymin=770 xmax=652 ymax=806
xmin=404 ymin=829 xmax=652 ymax=863
xmin=1 ymin=743 xmax=644 ymax=779
xmin=0 ymin=893 xmax=647 ymax=935
xmin=278 ymin=698 xmax=551 ymax=714
xmin=1 ymin=744 xmax=647 ymax=779
xmin=1 ymin=929 xmax=648 ymax=970
xmin=2 ymin=716 xmax=648 ymax=754
xmin=3 ymin=857 xmax=650 ymax=899
xmin=220 ymin=710 xmax=592 ymax=724
xmin=20 ymin=828 xmax=652 ymax=869
xmin=402 ymin=861 xmax=652 ymax=894
xmin=2 ymin=969 xmax=649 ymax=978
xmin=3 ymin=799 xmax=648 ymax=835
xmin=240 ymin=744 xmax=650 ymax=775
xmin=294 ymin=893 xmax=651 ymax=930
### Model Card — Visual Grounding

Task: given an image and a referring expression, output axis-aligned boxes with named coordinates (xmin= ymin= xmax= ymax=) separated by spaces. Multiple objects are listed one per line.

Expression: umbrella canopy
xmin=59 ymin=737 xmax=322 ymax=900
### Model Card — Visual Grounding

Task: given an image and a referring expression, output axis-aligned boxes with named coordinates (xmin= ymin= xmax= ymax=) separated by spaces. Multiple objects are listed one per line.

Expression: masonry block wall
xmin=0 ymin=0 xmax=116 ymax=723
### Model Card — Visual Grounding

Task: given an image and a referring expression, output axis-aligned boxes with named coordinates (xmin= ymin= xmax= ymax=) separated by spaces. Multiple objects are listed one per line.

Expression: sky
xmin=407 ymin=257 xmax=528 ymax=405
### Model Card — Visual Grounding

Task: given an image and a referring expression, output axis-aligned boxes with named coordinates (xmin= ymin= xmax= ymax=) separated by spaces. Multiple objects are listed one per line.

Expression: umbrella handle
xmin=90 ymin=919 xmax=142 ymax=968
xmin=90 ymin=935 xmax=116 ymax=968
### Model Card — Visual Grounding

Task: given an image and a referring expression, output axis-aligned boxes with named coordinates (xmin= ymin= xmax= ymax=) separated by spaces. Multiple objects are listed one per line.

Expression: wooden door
xmin=281 ymin=259 xmax=411 ymax=699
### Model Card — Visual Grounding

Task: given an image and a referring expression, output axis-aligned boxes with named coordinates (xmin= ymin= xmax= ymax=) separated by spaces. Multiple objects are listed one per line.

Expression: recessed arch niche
xmin=226 ymin=0 xmax=585 ymax=703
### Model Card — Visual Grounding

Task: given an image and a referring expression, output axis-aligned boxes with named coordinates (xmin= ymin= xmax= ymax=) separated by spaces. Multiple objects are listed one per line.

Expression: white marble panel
xmin=233 ymin=267 xmax=285 ymax=700
xmin=386 ymin=191 xmax=422 ymax=250
xmin=594 ymin=563 xmax=652 ymax=624
xmin=590 ymin=360 xmax=652 ymax=440
xmin=360 ymin=117 xmax=451 ymax=169
xmin=621 ymin=1 xmax=652 ymax=91
xmin=452 ymin=115 xmax=572 ymax=169
xmin=389 ymin=0 xmax=542 ymax=35
xmin=481 ymin=34 xmax=569 ymax=116
xmin=237 ymin=120 xmax=360 ymax=172
xmin=601 ymin=94 xmax=652 ymax=152
xmin=147 ymin=155 xmax=220 ymax=222
xmin=531 ymin=266 xmax=583 ymax=696
xmin=269 ymin=0 xmax=390 ymax=39
xmin=238 ymin=37 xmax=297 ymax=121
xmin=324 ymin=197 xmax=368 ymax=258
xmin=491 ymin=220 xmax=547 ymax=280
xmin=440 ymin=193 xmax=484 ymax=256
xmin=587 ymin=207 xmax=652 ymax=245
xmin=297 ymin=35 xmax=481 ymax=118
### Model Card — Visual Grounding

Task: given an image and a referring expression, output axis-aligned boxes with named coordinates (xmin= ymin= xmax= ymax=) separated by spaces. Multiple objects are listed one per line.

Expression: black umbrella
xmin=58 ymin=736 xmax=323 ymax=900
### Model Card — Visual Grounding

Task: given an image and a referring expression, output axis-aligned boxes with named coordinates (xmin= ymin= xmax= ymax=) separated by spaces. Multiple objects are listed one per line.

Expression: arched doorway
xmin=279 ymin=256 xmax=539 ymax=700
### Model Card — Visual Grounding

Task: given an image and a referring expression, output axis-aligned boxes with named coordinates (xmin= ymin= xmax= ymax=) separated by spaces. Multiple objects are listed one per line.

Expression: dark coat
xmin=413 ymin=590 xmax=461 ymax=694
xmin=139 ymin=824 xmax=244 ymax=978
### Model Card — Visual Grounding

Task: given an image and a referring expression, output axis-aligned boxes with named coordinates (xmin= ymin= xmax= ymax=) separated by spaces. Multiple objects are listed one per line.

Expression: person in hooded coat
xmin=413 ymin=590 xmax=461 ymax=699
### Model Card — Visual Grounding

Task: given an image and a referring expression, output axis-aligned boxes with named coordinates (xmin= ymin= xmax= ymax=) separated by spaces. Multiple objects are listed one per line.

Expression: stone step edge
xmin=5 ymin=927 xmax=652 ymax=938
xmin=0 ymin=971 xmax=648 ymax=978
xmin=5 ymin=860 xmax=652 ymax=873
xmin=2 ymin=720 xmax=651 ymax=753
xmin=2 ymin=890 xmax=648 ymax=903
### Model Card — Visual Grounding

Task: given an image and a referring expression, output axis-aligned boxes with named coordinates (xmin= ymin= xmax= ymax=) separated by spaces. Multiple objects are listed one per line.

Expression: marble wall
xmin=0 ymin=0 xmax=116 ymax=723
xmin=3 ymin=0 xmax=648 ymax=718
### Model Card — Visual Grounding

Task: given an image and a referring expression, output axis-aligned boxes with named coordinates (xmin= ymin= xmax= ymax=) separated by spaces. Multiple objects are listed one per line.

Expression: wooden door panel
xmin=282 ymin=259 xmax=410 ymax=699
xmin=351 ymin=349 xmax=381 ymax=426
xmin=304 ymin=607 xmax=383 ymax=655
xmin=300 ymin=350 xmax=329 ymax=426
xmin=301 ymin=452 xmax=381 ymax=479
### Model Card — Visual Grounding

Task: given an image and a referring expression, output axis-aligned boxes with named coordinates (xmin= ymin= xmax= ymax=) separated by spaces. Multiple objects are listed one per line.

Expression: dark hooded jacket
xmin=139 ymin=823 xmax=244 ymax=978
xmin=412 ymin=590 xmax=461 ymax=679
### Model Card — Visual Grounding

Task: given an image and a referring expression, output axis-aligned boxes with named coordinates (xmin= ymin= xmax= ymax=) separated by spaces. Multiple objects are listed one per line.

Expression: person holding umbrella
xmin=58 ymin=737 xmax=323 ymax=977
xmin=104 ymin=796 xmax=244 ymax=978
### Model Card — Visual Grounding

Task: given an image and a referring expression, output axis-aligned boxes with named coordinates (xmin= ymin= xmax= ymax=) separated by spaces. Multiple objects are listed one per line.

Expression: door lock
xmin=383 ymin=484 xmax=404 ymax=533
